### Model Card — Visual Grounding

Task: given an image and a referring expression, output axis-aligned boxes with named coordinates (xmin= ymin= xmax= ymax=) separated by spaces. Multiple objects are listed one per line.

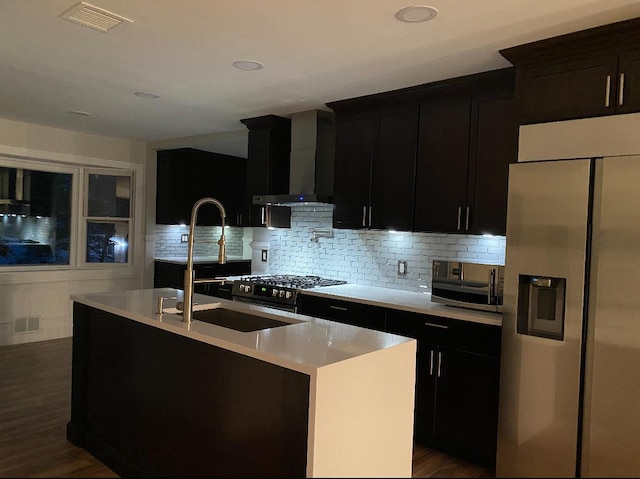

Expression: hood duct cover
xmin=0 ymin=168 xmax=31 ymax=215
xmin=251 ymin=109 xmax=335 ymax=205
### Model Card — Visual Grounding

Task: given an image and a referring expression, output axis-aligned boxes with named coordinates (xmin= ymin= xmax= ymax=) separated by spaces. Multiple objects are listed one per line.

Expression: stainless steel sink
xmin=192 ymin=307 xmax=298 ymax=332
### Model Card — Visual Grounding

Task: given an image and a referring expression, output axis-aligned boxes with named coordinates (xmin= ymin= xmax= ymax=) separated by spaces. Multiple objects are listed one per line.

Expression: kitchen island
xmin=67 ymin=288 xmax=416 ymax=478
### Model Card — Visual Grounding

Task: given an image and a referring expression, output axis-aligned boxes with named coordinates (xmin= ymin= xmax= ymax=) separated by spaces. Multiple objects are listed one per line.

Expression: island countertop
xmin=71 ymin=287 xmax=416 ymax=376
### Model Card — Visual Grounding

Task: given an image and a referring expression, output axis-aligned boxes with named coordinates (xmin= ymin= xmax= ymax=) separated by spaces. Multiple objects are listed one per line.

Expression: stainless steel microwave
xmin=431 ymin=260 xmax=504 ymax=313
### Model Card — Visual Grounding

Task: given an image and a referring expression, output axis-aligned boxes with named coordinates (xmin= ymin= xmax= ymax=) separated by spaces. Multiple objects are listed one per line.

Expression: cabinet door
xmin=369 ymin=105 xmax=419 ymax=231
xmin=414 ymin=342 xmax=437 ymax=445
xmin=466 ymin=95 xmax=518 ymax=235
xmin=434 ymin=347 xmax=500 ymax=468
xmin=333 ymin=114 xmax=375 ymax=229
xmin=297 ymin=294 xmax=386 ymax=331
xmin=517 ymin=55 xmax=619 ymax=124
xmin=616 ymin=49 xmax=640 ymax=114
xmin=414 ymin=98 xmax=471 ymax=233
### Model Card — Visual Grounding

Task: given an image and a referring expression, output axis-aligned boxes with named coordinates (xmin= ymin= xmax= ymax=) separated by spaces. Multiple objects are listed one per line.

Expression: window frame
xmin=80 ymin=168 xmax=135 ymax=267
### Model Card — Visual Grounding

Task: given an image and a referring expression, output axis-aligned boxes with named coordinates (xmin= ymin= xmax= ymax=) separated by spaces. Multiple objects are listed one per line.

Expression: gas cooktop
xmin=237 ymin=274 xmax=347 ymax=289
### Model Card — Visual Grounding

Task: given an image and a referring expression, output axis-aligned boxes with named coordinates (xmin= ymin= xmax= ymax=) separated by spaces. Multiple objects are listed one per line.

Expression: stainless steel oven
xmin=231 ymin=275 xmax=347 ymax=313
xmin=431 ymin=260 xmax=504 ymax=313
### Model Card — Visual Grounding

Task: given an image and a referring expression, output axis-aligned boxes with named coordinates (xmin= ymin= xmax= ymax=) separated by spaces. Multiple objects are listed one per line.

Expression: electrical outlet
xmin=398 ymin=260 xmax=407 ymax=276
xmin=181 ymin=234 xmax=189 ymax=243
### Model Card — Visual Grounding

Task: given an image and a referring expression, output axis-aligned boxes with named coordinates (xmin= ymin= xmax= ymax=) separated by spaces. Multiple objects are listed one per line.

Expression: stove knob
xmin=272 ymin=289 xmax=279 ymax=297
xmin=279 ymin=290 xmax=285 ymax=298
xmin=285 ymin=291 xmax=292 ymax=299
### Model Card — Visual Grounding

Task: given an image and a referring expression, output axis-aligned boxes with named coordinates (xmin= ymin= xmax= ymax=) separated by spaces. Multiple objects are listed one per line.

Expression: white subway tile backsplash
xmin=262 ymin=205 xmax=506 ymax=293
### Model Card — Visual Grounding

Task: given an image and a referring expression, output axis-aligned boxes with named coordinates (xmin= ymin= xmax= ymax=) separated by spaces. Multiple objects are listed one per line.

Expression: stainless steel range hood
xmin=0 ymin=168 xmax=31 ymax=215
xmin=253 ymin=109 xmax=335 ymax=206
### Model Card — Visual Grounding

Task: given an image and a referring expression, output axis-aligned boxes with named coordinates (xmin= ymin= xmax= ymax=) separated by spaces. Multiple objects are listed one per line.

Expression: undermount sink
xmin=191 ymin=307 xmax=299 ymax=332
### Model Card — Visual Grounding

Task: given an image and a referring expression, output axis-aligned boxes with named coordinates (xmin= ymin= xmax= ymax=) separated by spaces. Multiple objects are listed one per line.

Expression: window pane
xmin=86 ymin=221 xmax=129 ymax=263
xmin=0 ymin=168 xmax=72 ymax=265
xmin=88 ymin=174 xmax=131 ymax=218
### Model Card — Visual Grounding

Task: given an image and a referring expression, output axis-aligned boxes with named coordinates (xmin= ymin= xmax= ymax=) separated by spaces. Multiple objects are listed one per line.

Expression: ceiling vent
xmin=60 ymin=2 xmax=133 ymax=33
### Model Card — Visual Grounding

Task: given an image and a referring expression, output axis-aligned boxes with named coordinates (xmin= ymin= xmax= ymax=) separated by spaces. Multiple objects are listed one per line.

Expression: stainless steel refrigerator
xmin=496 ymin=155 xmax=640 ymax=477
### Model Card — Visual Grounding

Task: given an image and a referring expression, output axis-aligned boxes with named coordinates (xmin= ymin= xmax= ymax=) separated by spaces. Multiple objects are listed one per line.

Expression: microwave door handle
xmin=488 ymin=269 xmax=495 ymax=305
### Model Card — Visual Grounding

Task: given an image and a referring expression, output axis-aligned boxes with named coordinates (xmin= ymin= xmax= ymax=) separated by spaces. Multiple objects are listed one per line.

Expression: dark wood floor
xmin=0 ymin=338 xmax=493 ymax=478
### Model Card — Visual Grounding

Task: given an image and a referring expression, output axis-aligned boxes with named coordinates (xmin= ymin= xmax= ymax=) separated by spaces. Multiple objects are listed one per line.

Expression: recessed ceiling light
xmin=134 ymin=91 xmax=160 ymax=99
xmin=67 ymin=110 xmax=91 ymax=116
xmin=232 ymin=60 xmax=264 ymax=71
xmin=395 ymin=5 xmax=438 ymax=23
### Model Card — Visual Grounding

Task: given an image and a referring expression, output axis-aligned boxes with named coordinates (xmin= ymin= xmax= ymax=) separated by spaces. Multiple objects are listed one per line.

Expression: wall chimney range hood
xmin=248 ymin=109 xmax=336 ymax=206
xmin=0 ymin=168 xmax=31 ymax=215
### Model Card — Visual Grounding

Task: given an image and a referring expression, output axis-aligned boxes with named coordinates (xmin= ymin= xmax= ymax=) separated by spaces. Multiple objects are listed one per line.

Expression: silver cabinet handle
xmin=424 ymin=321 xmax=449 ymax=329
xmin=619 ymin=72 xmax=625 ymax=106
xmin=457 ymin=206 xmax=462 ymax=230
xmin=429 ymin=350 xmax=434 ymax=376
xmin=437 ymin=351 xmax=443 ymax=377
xmin=605 ymin=74 xmax=611 ymax=107
xmin=261 ymin=206 xmax=266 ymax=225
xmin=465 ymin=206 xmax=470 ymax=230
xmin=368 ymin=206 xmax=372 ymax=227
xmin=329 ymin=305 xmax=348 ymax=311
xmin=362 ymin=206 xmax=367 ymax=227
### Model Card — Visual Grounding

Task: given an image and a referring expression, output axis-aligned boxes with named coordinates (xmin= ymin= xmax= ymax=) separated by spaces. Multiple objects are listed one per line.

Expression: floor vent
xmin=59 ymin=2 xmax=133 ymax=33
xmin=14 ymin=317 xmax=41 ymax=333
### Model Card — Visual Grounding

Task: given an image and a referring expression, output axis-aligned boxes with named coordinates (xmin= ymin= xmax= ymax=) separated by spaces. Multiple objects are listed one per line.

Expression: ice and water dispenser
xmin=517 ymin=275 xmax=566 ymax=341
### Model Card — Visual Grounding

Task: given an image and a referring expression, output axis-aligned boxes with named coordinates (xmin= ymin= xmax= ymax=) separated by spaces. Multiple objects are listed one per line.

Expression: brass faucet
xmin=182 ymin=197 xmax=226 ymax=324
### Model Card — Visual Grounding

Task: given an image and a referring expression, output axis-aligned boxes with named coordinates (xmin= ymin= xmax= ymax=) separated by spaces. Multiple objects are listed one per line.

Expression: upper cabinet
xmin=500 ymin=17 xmax=640 ymax=124
xmin=328 ymin=68 xmax=517 ymax=235
xmin=329 ymin=105 xmax=418 ymax=231
xmin=156 ymin=148 xmax=247 ymax=226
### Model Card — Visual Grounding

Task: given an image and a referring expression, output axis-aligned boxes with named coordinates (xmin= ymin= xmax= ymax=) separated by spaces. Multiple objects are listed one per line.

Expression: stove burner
xmin=238 ymin=274 xmax=347 ymax=289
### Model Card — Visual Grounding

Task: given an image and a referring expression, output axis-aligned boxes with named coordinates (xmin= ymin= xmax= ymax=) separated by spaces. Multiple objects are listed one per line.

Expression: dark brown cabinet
xmin=500 ymin=17 xmax=640 ymax=124
xmin=385 ymin=309 xmax=501 ymax=469
xmin=331 ymin=105 xmax=418 ymax=231
xmin=153 ymin=260 xmax=250 ymax=297
xmin=414 ymin=89 xmax=517 ymax=235
xmin=297 ymin=293 xmax=386 ymax=331
xmin=328 ymin=68 xmax=516 ymax=235
xmin=156 ymin=148 xmax=247 ymax=226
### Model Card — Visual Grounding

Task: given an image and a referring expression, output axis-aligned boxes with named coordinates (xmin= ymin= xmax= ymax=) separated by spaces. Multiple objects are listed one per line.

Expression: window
xmin=84 ymin=170 xmax=133 ymax=264
xmin=0 ymin=166 xmax=73 ymax=266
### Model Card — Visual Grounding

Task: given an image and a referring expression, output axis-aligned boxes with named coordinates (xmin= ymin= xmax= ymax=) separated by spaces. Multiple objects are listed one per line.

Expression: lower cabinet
xmin=385 ymin=309 xmax=501 ymax=469
xmin=296 ymin=293 xmax=386 ymax=331
xmin=154 ymin=260 xmax=250 ymax=297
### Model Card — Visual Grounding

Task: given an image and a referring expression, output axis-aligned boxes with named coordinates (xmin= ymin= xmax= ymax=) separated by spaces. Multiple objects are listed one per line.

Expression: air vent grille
xmin=60 ymin=1 xmax=133 ymax=32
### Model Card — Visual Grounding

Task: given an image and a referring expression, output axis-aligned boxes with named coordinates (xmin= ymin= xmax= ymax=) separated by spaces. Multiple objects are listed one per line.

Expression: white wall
xmin=0 ymin=118 xmax=148 ymax=346
xmin=259 ymin=205 xmax=506 ymax=293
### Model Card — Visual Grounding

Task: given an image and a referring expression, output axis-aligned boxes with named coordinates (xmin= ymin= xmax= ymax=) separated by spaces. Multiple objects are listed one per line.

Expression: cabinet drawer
xmin=385 ymin=309 xmax=501 ymax=358
xmin=298 ymin=294 xmax=386 ymax=331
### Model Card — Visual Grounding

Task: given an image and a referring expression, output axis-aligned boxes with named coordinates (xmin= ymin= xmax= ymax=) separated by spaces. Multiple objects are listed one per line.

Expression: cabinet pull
xmin=465 ymin=206 xmax=470 ymax=230
xmin=429 ymin=350 xmax=434 ymax=376
xmin=437 ymin=351 xmax=443 ymax=377
xmin=261 ymin=206 xmax=266 ymax=225
xmin=237 ymin=213 xmax=242 ymax=225
xmin=457 ymin=206 xmax=462 ymax=230
xmin=362 ymin=206 xmax=367 ymax=227
xmin=605 ymin=74 xmax=611 ymax=107
xmin=329 ymin=305 xmax=348 ymax=312
xmin=619 ymin=72 xmax=625 ymax=106
xmin=424 ymin=321 xmax=449 ymax=329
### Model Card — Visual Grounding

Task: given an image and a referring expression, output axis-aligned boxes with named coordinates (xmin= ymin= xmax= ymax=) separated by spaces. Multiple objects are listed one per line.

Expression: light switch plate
xmin=398 ymin=260 xmax=407 ymax=276
xmin=181 ymin=234 xmax=188 ymax=243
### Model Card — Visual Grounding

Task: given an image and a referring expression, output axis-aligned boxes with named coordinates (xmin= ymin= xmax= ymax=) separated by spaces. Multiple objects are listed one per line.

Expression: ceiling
xmin=1 ymin=0 xmax=640 ymax=158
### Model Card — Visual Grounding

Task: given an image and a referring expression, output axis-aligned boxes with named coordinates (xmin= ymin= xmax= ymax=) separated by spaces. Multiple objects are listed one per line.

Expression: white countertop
xmin=71 ymin=288 xmax=415 ymax=376
xmin=301 ymin=284 xmax=502 ymax=327
xmin=154 ymin=255 xmax=250 ymax=264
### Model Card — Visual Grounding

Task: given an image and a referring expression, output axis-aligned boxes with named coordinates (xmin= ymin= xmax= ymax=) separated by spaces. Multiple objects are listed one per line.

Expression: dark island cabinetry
xmin=67 ymin=303 xmax=309 ymax=478
xmin=297 ymin=293 xmax=386 ymax=331
xmin=501 ymin=17 xmax=640 ymax=124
